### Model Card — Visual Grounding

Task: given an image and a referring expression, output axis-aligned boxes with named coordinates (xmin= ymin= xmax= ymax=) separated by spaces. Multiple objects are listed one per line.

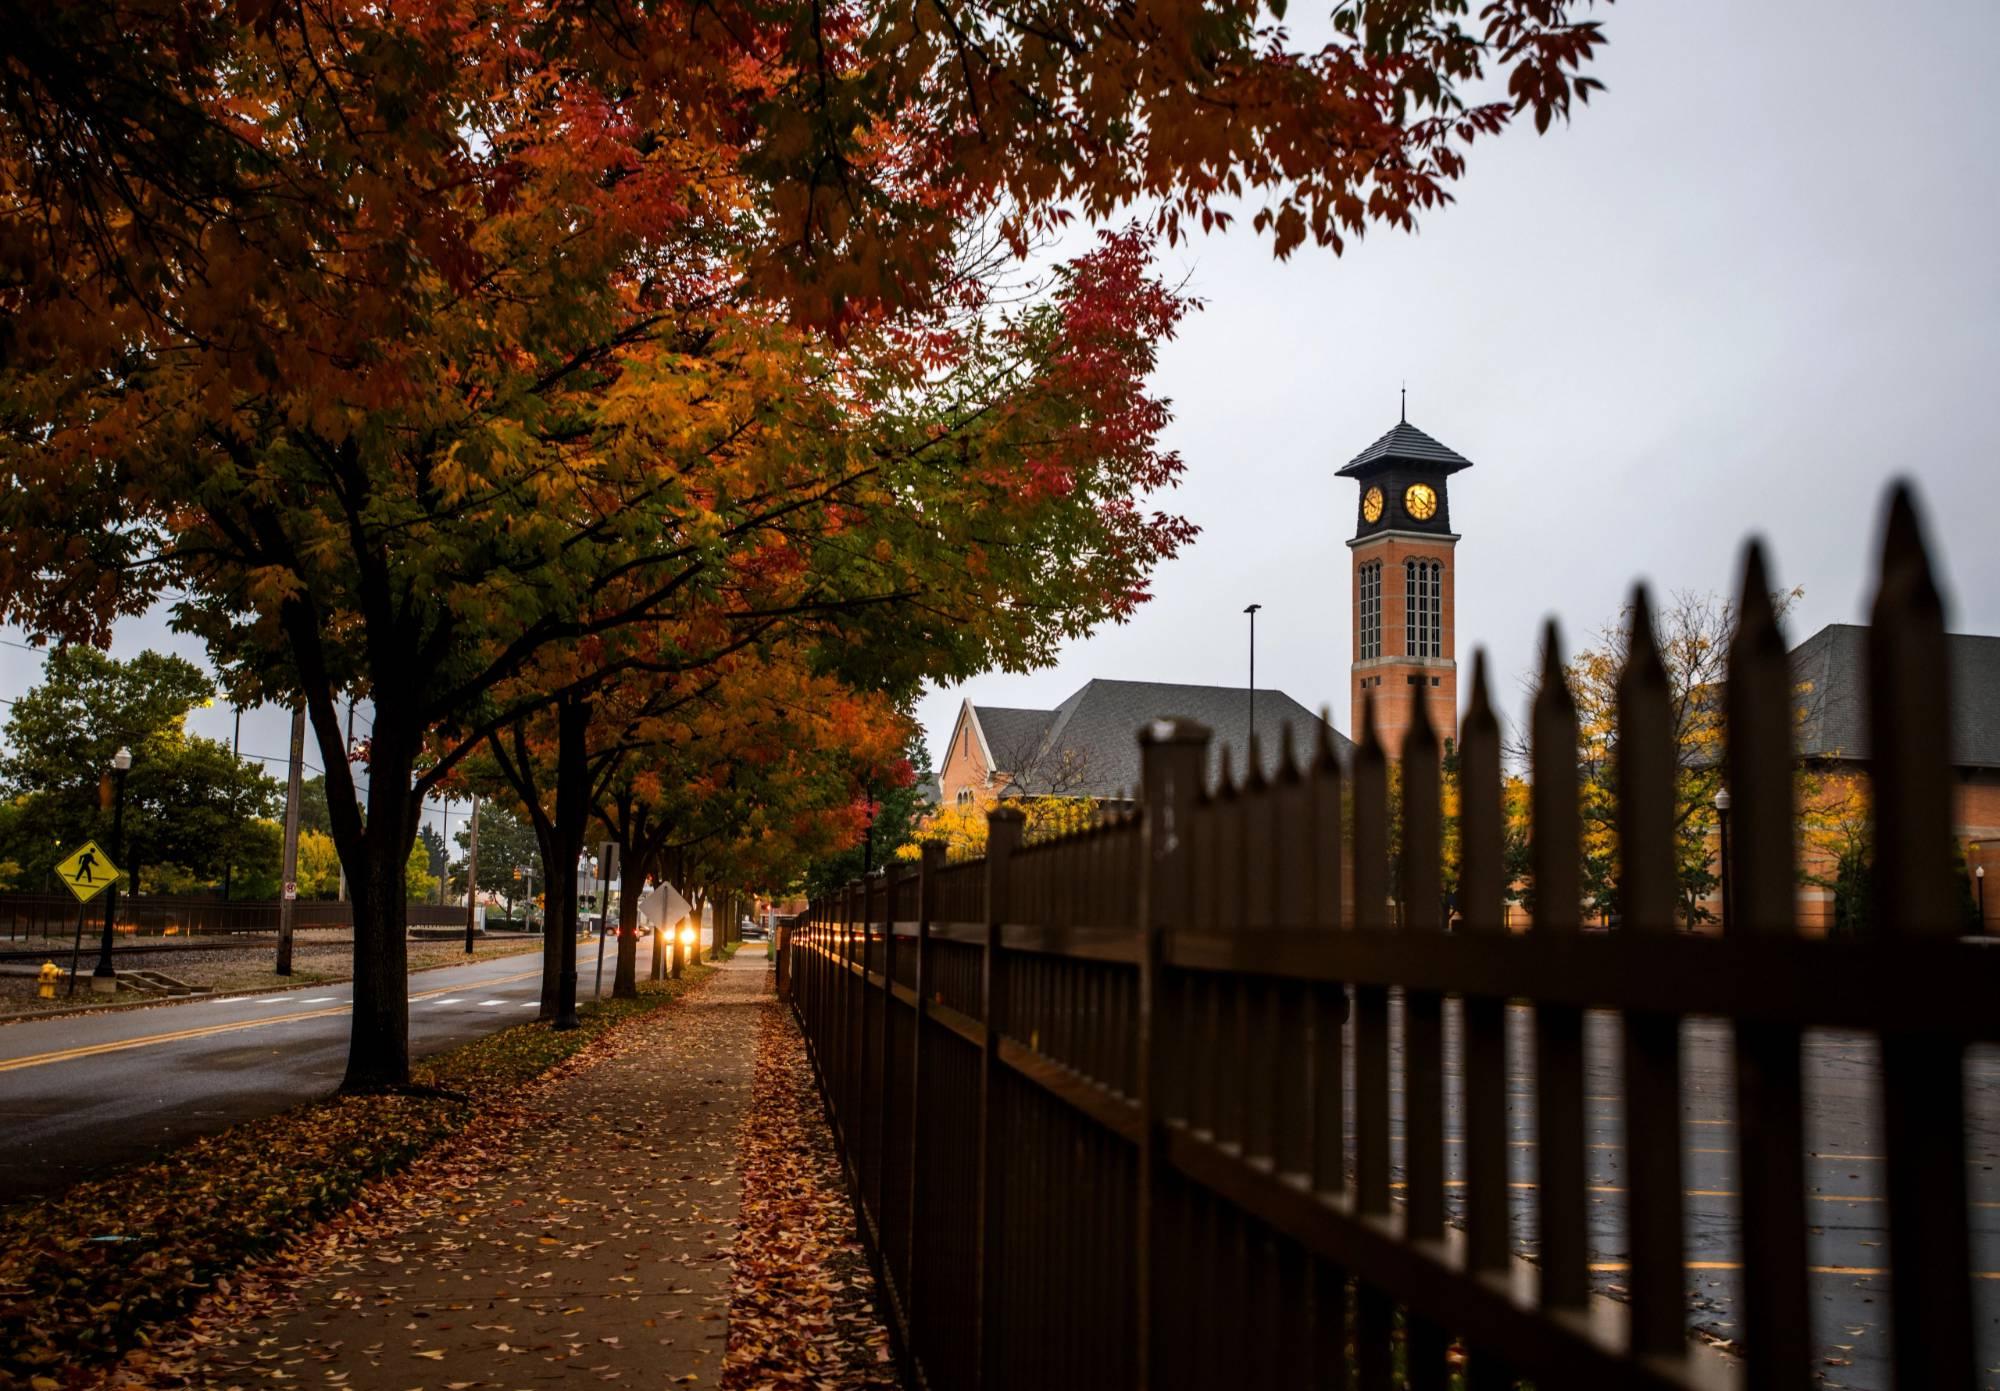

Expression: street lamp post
xmin=92 ymin=747 xmax=132 ymax=992
xmin=1713 ymin=785 xmax=1734 ymax=931
xmin=1977 ymin=864 xmax=1987 ymax=932
xmin=1243 ymin=603 xmax=1262 ymax=767
xmin=463 ymin=793 xmax=480 ymax=954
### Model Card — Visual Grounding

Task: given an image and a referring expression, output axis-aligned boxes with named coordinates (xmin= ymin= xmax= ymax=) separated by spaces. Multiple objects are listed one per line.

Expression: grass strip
xmin=0 ymin=966 xmax=712 ymax=1389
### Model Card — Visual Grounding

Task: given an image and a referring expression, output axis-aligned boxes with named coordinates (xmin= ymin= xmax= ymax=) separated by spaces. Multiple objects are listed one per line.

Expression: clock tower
xmin=1341 ymin=414 xmax=1473 ymax=758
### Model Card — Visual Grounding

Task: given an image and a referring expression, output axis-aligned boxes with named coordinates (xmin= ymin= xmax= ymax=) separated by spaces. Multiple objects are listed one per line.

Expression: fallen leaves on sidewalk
xmin=723 ymin=997 xmax=897 ymax=1390
xmin=0 ymin=967 xmax=714 ymax=1391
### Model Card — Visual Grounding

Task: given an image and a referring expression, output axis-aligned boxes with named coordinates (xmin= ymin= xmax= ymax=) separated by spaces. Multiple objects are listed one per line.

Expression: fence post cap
xmin=1140 ymin=718 xmax=1210 ymax=746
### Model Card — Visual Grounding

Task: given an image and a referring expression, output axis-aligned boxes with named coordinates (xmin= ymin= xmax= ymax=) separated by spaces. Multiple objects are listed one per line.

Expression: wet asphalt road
xmin=1383 ymin=1004 xmax=2000 ymax=1390
xmin=0 ymin=936 xmax=653 ymax=1203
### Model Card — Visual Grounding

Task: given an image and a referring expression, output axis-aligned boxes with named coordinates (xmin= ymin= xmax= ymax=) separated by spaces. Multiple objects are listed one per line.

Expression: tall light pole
xmin=1977 ymin=864 xmax=1987 ymax=932
xmin=463 ymin=793 xmax=480 ymax=954
xmin=277 ymin=705 xmax=305 ymax=975
xmin=1713 ymin=784 xmax=1733 ymax=931
xmin=91 ymin=747 xmax=132 ymax=992
xmin=224 ymin=701 xmax=242 ymax=901
xmin=1243 ymin=603 xmax=1262 ymax=771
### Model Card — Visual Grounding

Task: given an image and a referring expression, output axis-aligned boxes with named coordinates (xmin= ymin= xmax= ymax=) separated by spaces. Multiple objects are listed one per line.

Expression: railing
xmin=784 ymin=486 xmax=1997 ymax=1390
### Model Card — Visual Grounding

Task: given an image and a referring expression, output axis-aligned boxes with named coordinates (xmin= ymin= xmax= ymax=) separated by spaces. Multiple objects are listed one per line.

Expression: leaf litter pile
xmin=722 ymin=994 xmax=898 ymax=1390
xmin=0 ymin=964 xmax=714 ymax=1391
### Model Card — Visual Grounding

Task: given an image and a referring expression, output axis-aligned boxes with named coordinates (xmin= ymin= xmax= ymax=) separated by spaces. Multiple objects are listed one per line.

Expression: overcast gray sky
xmin=914 ymin=0 xmax=2000 ymax=767
xmin=4 ymin=0 xmax=1996 ymax=827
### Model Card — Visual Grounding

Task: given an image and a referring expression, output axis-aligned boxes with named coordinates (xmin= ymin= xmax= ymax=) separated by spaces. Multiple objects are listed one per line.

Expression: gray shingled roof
xmin=1336 ymin=420 xmax=1475 ymax=477
xmin=972 ymin=706 xmax=1059 ymax=770
xmin=984 ymin=680 xmax=1352 ymax=799
xmin=1791 ymin=623 xmax=2000 ymax=769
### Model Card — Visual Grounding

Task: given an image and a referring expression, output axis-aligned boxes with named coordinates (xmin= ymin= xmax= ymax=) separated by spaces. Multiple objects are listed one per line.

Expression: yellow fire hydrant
xmin=37 ymin=961 xmax=60 ymax=999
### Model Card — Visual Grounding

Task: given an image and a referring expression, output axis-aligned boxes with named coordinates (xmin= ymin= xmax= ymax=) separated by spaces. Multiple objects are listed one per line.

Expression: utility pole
xmin=224 ymin=704 xmax=242 ymax=900
xmin=277 ymin=704 xmax=305 ymax=976
xmin=337 ymin=698 xmax=355 ymax=902
xmin=463 ymin=793 xmax=479 ymax=953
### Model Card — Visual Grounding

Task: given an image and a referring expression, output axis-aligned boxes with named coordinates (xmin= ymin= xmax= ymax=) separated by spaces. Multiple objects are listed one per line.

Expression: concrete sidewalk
xmin=179 ymin=955 xmax=768 ymax=1389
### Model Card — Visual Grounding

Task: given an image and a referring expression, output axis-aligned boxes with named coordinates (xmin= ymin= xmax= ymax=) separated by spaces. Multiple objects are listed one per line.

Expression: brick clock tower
xmin=1341 ymin=414 xmax=1473 ymax=758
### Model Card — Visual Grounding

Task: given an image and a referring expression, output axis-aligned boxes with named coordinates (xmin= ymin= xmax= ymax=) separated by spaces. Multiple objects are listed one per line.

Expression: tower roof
xmin=1337 ymin=420 xmax=1474 ymax=478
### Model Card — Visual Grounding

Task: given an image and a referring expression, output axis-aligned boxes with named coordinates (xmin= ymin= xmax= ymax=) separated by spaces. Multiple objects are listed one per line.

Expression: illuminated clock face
xmin=1404 ymin=483 xmax=1439 ymax=521
xmin=1361 ymin=486 xmax=1385 ymax=523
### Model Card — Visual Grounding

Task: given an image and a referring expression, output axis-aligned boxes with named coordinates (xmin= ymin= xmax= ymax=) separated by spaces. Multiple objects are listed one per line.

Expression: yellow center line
xmin=0 ymin=968 xmax=545 ymax=1075
xmin=1388 ymin=1180 xmax=1991 ymax=1206
xmin=1591 ymin=1262 xmax=2000 ymax=1278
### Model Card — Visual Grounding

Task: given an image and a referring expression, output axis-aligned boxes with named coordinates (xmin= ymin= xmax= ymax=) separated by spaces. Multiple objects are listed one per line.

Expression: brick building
xmin=1789 ymin=622 xmax=2000 ymax=934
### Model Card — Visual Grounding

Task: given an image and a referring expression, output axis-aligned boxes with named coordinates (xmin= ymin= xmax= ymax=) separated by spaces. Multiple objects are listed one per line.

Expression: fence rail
xmin=782 ymin=486 xmax=1994 ymax=1390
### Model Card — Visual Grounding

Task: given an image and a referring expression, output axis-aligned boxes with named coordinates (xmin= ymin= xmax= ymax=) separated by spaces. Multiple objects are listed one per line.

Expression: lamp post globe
xmin=1712 ymin=785 xmax=1733 ymax=931
xmin=92 ymin=747 xmax=133 ymax=990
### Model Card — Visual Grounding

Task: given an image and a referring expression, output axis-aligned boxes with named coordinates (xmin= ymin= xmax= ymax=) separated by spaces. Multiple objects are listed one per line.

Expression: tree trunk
xmin=338 ymin=746 xmax=417 ymax=1091
xmin=533 ymin=815 xmax=567 ymax=1019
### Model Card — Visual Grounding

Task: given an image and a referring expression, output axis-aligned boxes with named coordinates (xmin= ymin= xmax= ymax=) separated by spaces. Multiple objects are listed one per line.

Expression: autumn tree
xmin=451 ymin=804 xmax=539 ymax=920
xmin=806 ymin=731 xmax=935 ymax=896
xmin=0 ymin=647 xmax=278 ymax=890
xmin=1514 ymin=587 xmax=1802 ymax=927
xmin=3 ymin=1 xmax=1613 ymax=1088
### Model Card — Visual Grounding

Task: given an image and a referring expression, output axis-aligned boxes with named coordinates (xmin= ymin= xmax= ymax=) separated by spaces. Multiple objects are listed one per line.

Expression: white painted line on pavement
xmin=303 ymin=996 xmax=336 ymax=1003
xmin=430 ymin=998 xmax=462 ymax=1005
xmin=0 ymin=967 xmax=546 ymax=1075
xmin=255 ymin=997 xmax=291 ymax=1004
xmin=479 ymin=1000 xmax=506 ymax=1006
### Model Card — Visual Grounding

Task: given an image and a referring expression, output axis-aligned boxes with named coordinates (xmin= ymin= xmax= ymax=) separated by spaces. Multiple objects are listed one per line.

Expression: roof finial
xmin=1400 ymin=382 xmax=1406 ymax=423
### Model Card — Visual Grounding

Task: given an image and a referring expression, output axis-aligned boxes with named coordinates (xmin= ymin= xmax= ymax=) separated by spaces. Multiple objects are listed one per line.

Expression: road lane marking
xmin=431 ymin=998 xmax=463 ymax=1006
xmin=1589 ymin=1263 xmax=2000 ymax=1278
xmin=303 ymin=996 xmax=337 ymax=1003
xmin=0 ymin=968 xmax=544 ymax=1075
xmin=1387 ymin=1180 xmax=1973 ymax=1205
xmin=479 ymin=999 xmax=506 ymax=1006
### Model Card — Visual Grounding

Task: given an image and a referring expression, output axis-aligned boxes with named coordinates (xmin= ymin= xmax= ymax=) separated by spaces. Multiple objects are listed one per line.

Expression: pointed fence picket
xmin=779 ymin=486 xmax=1992 ymax=1391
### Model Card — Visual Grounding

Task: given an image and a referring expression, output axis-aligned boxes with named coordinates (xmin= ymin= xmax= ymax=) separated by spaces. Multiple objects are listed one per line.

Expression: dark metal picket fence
xmin=782 ymin=488 xmax=1995 ymax=1391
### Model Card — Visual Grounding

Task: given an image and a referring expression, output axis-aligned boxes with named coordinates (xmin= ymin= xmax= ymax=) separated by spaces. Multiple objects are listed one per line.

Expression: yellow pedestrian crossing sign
xmin=55 ymin=841 xmax=121 ymax=904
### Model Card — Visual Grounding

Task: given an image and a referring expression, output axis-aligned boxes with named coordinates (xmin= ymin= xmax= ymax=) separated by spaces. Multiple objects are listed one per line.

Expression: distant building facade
xmin=1789 ymin=622 xmax=2000 ymax=934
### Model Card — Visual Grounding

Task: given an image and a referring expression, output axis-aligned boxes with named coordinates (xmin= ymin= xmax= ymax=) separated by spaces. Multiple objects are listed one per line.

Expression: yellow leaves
xmin=414 ymin=1347 xmax=447 ymax=1359
xmin=244 ymin=565 xmax=304 ymax=613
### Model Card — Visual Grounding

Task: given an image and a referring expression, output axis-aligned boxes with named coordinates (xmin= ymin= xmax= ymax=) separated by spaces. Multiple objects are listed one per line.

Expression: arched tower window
xmin=1358 ymin=561 xmax=1382 ymax=659
xmin=1405 ymin=558 xmax=1442 ymax=658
